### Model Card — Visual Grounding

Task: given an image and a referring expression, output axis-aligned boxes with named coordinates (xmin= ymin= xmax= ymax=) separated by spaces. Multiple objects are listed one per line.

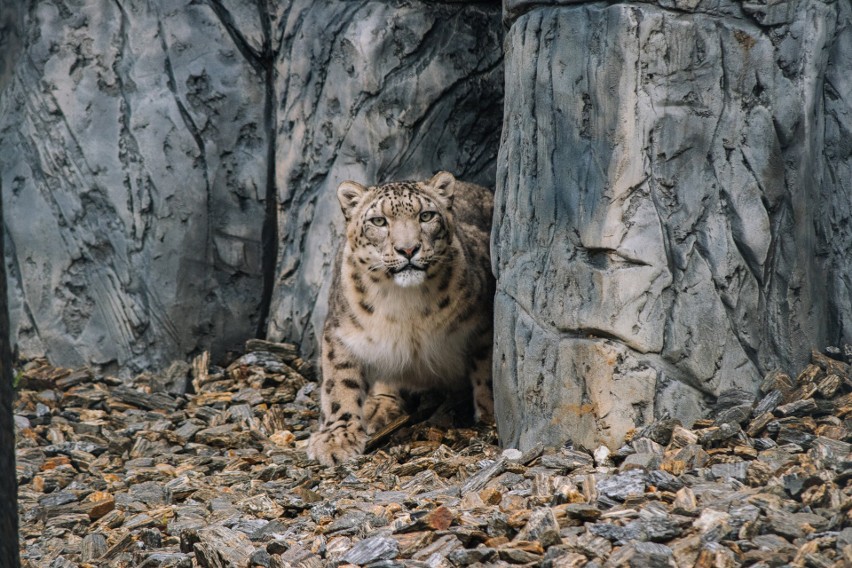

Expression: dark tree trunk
xmin=0 ymin=176 xmax=20 ymax=565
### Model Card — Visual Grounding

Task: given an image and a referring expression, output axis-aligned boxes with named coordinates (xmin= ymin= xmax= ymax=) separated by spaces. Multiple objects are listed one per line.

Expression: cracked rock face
xmin=265 ymin=1 xmax=503 ymax=358
xmin=0 ymin=1 xmax=270 ymax=373
xmin=493 ymin=0 xmax=852 ymax=451
xmin=3 ymin=0 xmax=850 ymax=455
xmin=0 ymin=1 xmax=503 ymax=370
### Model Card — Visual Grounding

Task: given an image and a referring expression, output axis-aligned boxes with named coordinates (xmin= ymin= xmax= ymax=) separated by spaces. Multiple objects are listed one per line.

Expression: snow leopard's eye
xmin=419 ymin=211 xmax=436 ymax=223
xmin=369 ymin=217 xmax=387 ymax=227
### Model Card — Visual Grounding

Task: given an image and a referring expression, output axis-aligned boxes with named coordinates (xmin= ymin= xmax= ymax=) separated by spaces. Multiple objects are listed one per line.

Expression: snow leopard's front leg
xmin=364 ymin=381 xmax=405 ymax=434
xmin=468 ymin=328 xmax=494 ymax=423
xmin=307 ymin=329 xmax=368 ymax=466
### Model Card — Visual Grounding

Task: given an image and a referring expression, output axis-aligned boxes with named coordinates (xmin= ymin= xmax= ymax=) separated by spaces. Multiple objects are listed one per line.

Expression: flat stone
xmin=341 ymin=536 xmax=399 ymax=565
xmin=596 ymin=469 xmax=646 ymax=502
xmin=193 ymin=525 xmax=255 ymax=567
xmin=620 ymin=452 xmax=662 ymax=471
xmin=710 ymin=461 xmax=749 ymax=483
xmin=137 ymin=553 xmax=193 ymax=568
xmin=606 ymin=541 xmax=677 ymax=568
xmin=514 ymin=507 xmax=561 ymax=548
xmin=693 ymin=509 xmax=732 ymax=543
xmin=776 ymin=399 xmax=819 ymax=417
xmin=129 ymin=481 xmax=167 ymax=507
xmin=448 ymin=546 xmax=497 ymax=564
xmin=411 ymin=534 xmax=463 ymax=561
xmin=768 ymin=511 xmax=830 ymax=539
xmin=80 ymin=533 xmax=108 ymax=562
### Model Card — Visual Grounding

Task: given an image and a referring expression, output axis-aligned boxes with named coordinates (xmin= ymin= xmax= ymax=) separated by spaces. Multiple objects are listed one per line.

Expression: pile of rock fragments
xmin=14 ymin=342 xmax=852 ymax=567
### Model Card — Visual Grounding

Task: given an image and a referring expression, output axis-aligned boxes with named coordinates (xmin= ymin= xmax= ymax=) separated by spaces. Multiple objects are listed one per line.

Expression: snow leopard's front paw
xmin=307 ymin=421 xmax=367 ymax=466
xmin=364 ymin=392 xmax=405 ymax=435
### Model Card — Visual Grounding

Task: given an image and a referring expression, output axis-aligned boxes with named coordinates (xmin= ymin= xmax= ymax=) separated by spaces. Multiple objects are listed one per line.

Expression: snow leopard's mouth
xmin=391 ymin=262 xmax=425 ymax=274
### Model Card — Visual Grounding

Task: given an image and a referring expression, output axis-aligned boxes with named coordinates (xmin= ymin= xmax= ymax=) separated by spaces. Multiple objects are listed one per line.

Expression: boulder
xmin=0 ymin=0 xmax=271 ymax=371
xmin=493 ymin=0 xmax=852 ymax=450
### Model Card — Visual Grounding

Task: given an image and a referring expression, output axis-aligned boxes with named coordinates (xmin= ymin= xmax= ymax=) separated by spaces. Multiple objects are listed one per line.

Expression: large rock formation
xmin=2 ymin=0 xmax=850 ymax=457
xmin=493 ymin=0 xmax=852 ymax=451
xmin=265 ymin=1 xmax=503 ymax=357
xmin=0 ymin=1 xmax=502 ymax=371
xmin=0 ymin=0 xmax=271 ymax=372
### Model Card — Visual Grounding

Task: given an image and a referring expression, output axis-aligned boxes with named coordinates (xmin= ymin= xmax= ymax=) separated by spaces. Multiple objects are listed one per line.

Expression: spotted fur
xmin=307 ymin=172 xmax=495 ymax=466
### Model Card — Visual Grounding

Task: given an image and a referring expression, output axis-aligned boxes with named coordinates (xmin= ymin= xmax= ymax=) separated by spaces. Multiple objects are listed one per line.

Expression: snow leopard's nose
xmin=396 ymin=244 xmax=420 ymax=259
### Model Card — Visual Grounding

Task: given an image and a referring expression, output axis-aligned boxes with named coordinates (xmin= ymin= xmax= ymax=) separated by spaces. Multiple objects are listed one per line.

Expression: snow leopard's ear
xmin=427 ymin=171 xmax=455 ymax=208
xmin=337 ymin=180 xmax=367 ymax=220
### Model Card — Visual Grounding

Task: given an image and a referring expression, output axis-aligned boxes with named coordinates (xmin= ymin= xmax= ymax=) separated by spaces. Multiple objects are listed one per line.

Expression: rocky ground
xmin=13 ymin=341 xmax=852 ymax=567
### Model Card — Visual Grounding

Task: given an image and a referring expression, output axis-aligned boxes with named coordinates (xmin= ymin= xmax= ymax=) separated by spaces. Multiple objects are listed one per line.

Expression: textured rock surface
xmin=822 ymin=0 xmax=852 ymax=347
xmin=14 ymin=347 xmax=852 ymax=566
xmin=3 ymin=0 xmax=851 ymax=458
xmin=0 ymin=0 xmax=22 ymax=93
xmin=0 ymin=1 xmax=503 ymax=370
xmin=493 ymin=0 xmax=852 ymax=451
xmin=0 ymin=0 xmax=271 ymax=372
xmin=0 ymin=139 xmax=21 ymax=568
xmin=266 ymin=1 xmax=503 ymax=357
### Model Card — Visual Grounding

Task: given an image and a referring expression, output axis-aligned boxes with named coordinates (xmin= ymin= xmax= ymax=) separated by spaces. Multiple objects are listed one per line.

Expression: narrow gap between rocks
xmin=256 ymin=1 xmax=278 ymax=340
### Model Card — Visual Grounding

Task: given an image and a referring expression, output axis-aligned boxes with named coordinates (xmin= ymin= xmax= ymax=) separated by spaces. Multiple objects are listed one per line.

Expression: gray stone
xmin=461 ymin=458 xmax=507 ymax=494
xmin=638 ymin=505 xmax=686 ymax=542
xmin=693 ymin=509 xmax=731 ymax=543
xmin=768 ymin=510 xmax=829 ymax=540
xmin=714 ymin=389 xmax=756 ymax=411
xmin=752 ymin=390 xmax=784 ymax=417
xmin=514 ymin=507 xmax=562 ymax=548
xmin=596 ymin=469 xmax=646 ymax=502
xmin=80 ymin=533 xmax=107 ymax=563
xmin=620 ymin=452 xmax=661 ymax=471
xmin=502 ymin=448 xmax=523 ymax=461
xmin=540 ymin=450 xmax=594 ymax=472
xmin=0 ymin=0 xmax=270 ymax=372
xmin=605 ymin=541 xmax=677 ymax=568
xmin=129 ymin=481 xmax=167 ymax=507
xmin=341 ymin=536 xmax=399 ymax=565
xmin=265 ymin=1 xmax=503 ymax=358
xmin=588 ymin=522 xmax=647 ymax=546
xmin=0 ymin=1 xmax=503 ymax=372
xmin=448 ymin=547 xmax=496 ymax=565
xmin=193 ymin=525 xmax=255 ymax=567
xmin=153 ymin=360 xmax=192 ymax=396
xmin=493 ymin=0 xmax=852 ymax=452
xmin=838 ymin=527 xmax=852 ymax=548
xmin=709 ymin=461 xmax=748 ymax=483
xmin=137 ymin=553 xmax=192 ymax=568
xmin=646 ymin=470 xmax=683 ymax=493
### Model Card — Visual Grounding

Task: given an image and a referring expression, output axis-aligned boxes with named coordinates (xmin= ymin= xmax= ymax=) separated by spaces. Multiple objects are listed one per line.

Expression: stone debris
xmin=14 ymin=344 xmax=852 ymax=567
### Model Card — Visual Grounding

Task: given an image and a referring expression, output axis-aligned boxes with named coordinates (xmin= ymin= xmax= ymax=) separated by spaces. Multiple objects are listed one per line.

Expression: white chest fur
xmin=340 ymin=283 xmax=471 ymax=390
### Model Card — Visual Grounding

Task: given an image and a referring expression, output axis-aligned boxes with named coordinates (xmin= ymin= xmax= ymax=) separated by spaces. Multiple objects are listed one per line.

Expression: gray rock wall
xmin=265 ymin=1 xmax=503 ymax=358
xmin=0 ymin=0 xmax=271 ymax=372
xmin=493 ymin=0 xmax=852 ymax=451
xmin=821 ymin=0 xmax=852 ymax=349
xmin=3 ymin=0 xmax=850 ymax=457
xmin=0 ymin=1 xmax=503 ymax=371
